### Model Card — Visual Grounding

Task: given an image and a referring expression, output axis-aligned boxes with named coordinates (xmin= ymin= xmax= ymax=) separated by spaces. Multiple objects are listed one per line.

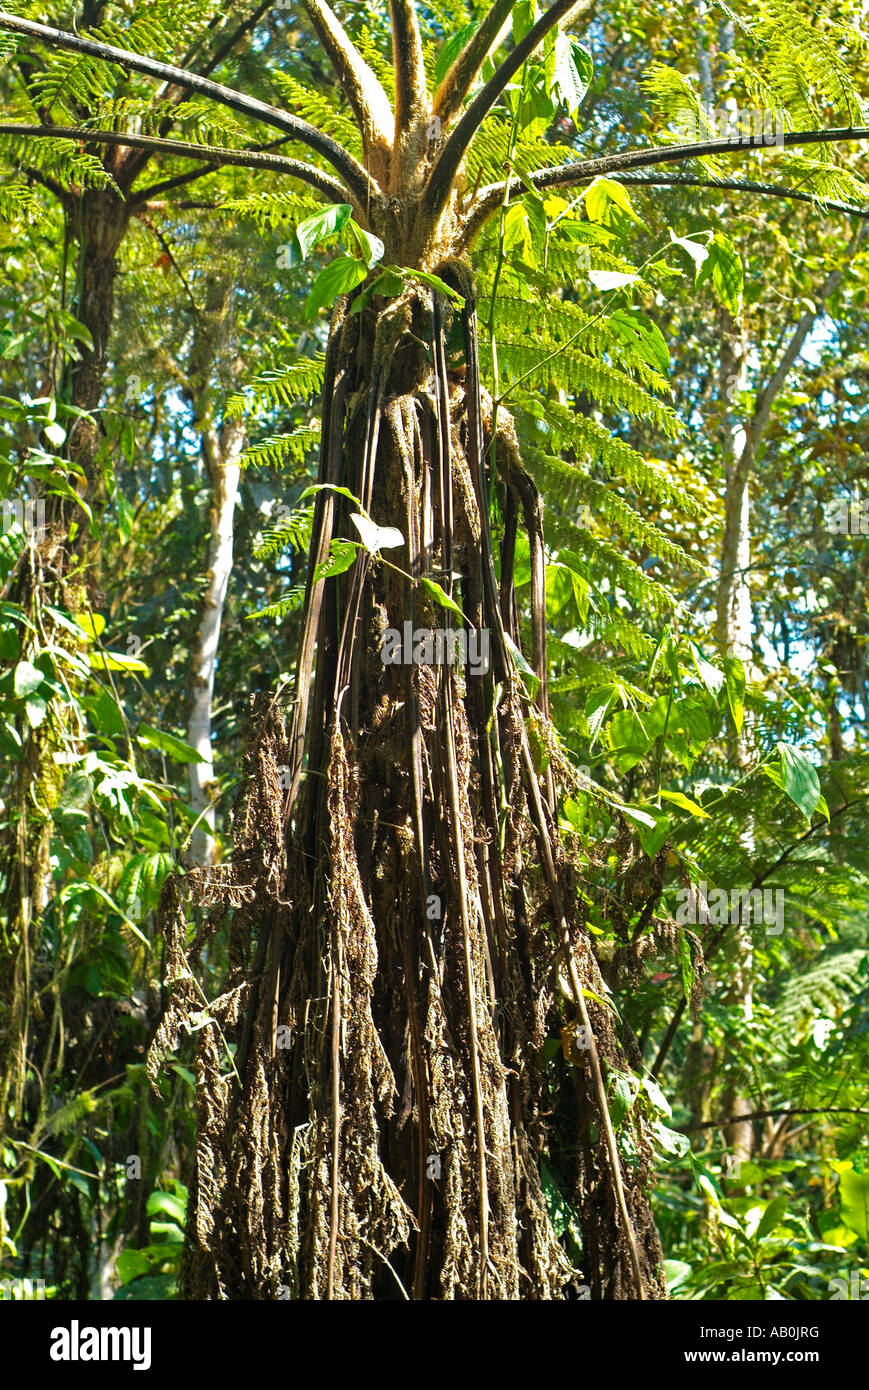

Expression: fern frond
xmin=485 ymin=340 xmax=680 ymax=434
xmin=774 ymin=949 xmax=869 ymax=1027
xmin=253 ymin=503 xmax=314 ymax=559
xmin=270 ymin=71 xmax=364 ymax=158
xmin=226 ymin=354 xmax=327 ymax=419
xmin=240 ymin=425 xmax=321 ymax=471
xmin=523 ymin=446 xmax=699 ymax=569
xmin=246 ymin=587 xmax=306 ymax=621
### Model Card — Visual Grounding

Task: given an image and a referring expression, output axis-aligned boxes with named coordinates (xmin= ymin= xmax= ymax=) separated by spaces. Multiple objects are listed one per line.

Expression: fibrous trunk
xmin=152 ymin=267 xmax=667 ymax=1301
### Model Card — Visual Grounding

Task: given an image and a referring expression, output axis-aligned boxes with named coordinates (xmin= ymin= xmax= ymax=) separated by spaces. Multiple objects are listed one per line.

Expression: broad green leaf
xmin=676 ymin=930 xmax=693 ymax=1004
xmin=504 ymin=631 xmax=539 ymax=689
xmin=419 ymin=575 xmax=465 ymax=619
xmin=570 ymin=570 xmax=589 ymax=624
xmin=634 ymin=804 xmax=671 ymax=857
xmin=839 ymin=1165 xmax=869 ymax=1241
xmin=402 ymin=267 xmax=464 ymax=305
xmin=658 ymin=789 xmax=709 ymax=818
xmin=585 ymin=684 xmax=617 ymax=747
xmin=137 ymin=724 xmax=205 ymax=763
xmin=146 ymin=1190 xmax=187 ymax=1227
xmin=91 ymin=650 xmax=150 ymax=674
xmin=540 ymin=1157 xmax=575 ymax=1239
xmin=552 ymin=34 xmax=593 ymax=118
xmin=313 ymin=539 xmax=359 ymax=582
xmin=13 ymin=659 xmax=43 ymax=696
xmin=608 ymin=1073 xmax=637 ymax=1127
xmin=609 ymin=709 xmax=655 ymax=756
xmin=116 ymin=489 xmax=134 ymax=545
xmin=642 ymin=1076 xmax=673 ymax=1118
xmin=770 ymin=743 xmax=821 ymax=823
xmin=346 ymin=219 xmax=384 ymax=268
xmin=115 ymin=1249 xmax=154 ymax=1287
xmin=696 ymin=232 xmax=743 ymax=315
xmin=664 ymin=1259 xmax=692 ymax=1291
xmin=584 ymin=176 xmax=646 ymax=227
xmin=620 ymin=804 xmax=658 ymax=829
xmin=298 ymin=482 xmax=366 ymax=512
xmin=512 ymin=0 xmax=537 ymax=45
xmin=754 ymin=1194 xmax=789 ymax=1241
xmin=295 ymin=202 xmax=351 ymax=260
xmin=432 ymin=19 xmax=476 ymax=86
xmin=503 ymin=203 xmax=535 ymax=264
xmin=654 ymin=1119 xmax=691 ymax=1157
xmin=723 ymin=655 xmax=746 ymax=733
xmin=689 ymin=641 xmax=724 ymax=695
xmin=350 ymin=266 xmax=405 ymax=311
xmin=608 ymin=309 xmax=670 ymax=373
xmin=305 ymin=254 xmax=367 ymax=318
xmin=75 ymin=612 xmax=105 ymax=641
xmin=673 ymin=698 xmax=711 ymax=753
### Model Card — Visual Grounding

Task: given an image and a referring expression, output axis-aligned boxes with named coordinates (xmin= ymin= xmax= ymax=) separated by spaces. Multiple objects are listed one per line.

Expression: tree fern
xmin=774 ymin=950 xmax=869 ymax=1028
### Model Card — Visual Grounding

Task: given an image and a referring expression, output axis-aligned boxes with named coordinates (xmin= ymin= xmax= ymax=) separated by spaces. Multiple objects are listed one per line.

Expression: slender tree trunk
xmin=714 ymin=310 xmax=756 ymax=1170
xmin=180 ymin=275 xmax=247 ymax=864
xmin=187 ymin=419 xmax=243 ymax=865
xmin=714 ymin=311 xmax=753 ymax=663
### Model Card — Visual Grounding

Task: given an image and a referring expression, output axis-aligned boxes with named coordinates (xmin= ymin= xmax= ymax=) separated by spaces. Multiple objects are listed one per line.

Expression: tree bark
xmin=187 ymin=417 xmax=244 ymax=865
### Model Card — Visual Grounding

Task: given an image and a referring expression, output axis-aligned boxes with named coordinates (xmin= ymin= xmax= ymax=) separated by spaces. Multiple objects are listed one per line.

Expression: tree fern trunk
xmin=157 ymin=274 xmax=668 ymax=1300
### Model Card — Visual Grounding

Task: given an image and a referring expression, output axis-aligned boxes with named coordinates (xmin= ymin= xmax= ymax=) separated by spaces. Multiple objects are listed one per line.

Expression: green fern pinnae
xmin=774 ymin=949 xmax=869 ymax=1026
xmin=758 ymin=1 xmax=866 ymax=126
xmin=253 ymin=504 xmax=314 ymax=560
xmin=549 ymin=667 xmax=651 ymax=705
xmin=485 ymin=341 xmax=680 ymax=434
xmin=270 ymin=72 xmax=364 ymax=158
xmin=545 ymin=515 xmax=678 ymax=615
xmin=523 ymin=447 xmax=701 ymax=569
xmin=479 ymin=293 xmax=672 ymax=389
xmin=226 ymin=355 xmax=327 ymax=420
xmin=547 ymin=630 xmax=656 ymax=684
xmin=465 ymin=116 xmax=568 ymax=190
xmin=94 ymin=7 xmax=204 ymax=67
xmin=220 ymin=188 xmax=327 ymax=232
xmin=246 ymin=587 xmax=306 ymax=622
xmin=529 ymin=405 xmax=700 ymax=516
xmin=240 ymin=426 xmax=321 ymax=472
xmin=352 ymin=24 xmax=400 ymax=95
xmin=0 ymin=131 xmax=114 ymax=191
xmin=0 ymin=178 xmax=40 ymax=224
